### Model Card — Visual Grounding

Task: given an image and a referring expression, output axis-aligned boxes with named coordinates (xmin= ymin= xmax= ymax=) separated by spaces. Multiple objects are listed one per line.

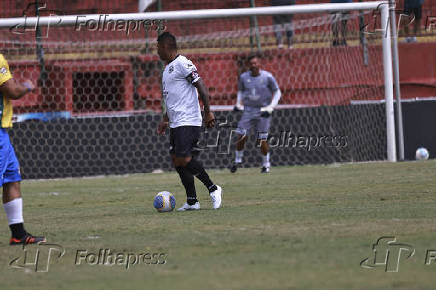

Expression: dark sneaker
xmin=230 ymin=163 xmax=239 ymax=173
xmin=10 ymin=233 xmax=46 ymax=245
xmin=261 ymin=166 xmax=270 ymax=173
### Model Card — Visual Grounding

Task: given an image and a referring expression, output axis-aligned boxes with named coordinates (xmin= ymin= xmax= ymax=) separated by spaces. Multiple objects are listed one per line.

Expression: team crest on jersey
xmin=0 ymin=67 xmax=7 ymax=74
xmin=168 ymin=66 xmax=174 ymax=73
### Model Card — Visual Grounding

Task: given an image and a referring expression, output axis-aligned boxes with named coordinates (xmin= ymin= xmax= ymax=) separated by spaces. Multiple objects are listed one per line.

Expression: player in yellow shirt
xmin=0 ymin=54 xmax=46 ymax=245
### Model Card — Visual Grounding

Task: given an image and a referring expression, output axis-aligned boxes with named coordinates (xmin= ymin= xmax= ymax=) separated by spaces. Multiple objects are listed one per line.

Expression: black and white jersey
xmin=162 ymin=55 xmax=202 ymax=128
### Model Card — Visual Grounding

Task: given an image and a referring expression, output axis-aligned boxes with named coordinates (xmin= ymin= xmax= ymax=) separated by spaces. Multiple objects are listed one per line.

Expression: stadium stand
xmin=0 ymin=0 xmax=435 ymax=114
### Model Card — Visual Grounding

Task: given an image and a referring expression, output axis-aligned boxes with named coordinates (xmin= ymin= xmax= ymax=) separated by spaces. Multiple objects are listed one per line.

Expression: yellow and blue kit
xmin=0 ymin=54 xmax=22 ymax=185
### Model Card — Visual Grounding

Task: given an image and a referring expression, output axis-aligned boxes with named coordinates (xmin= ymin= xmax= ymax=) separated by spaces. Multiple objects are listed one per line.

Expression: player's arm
xmin=234 ymin=91 xmax=244 ymax=112
xmin=269 ymin=89 xmax=282 ymax=108
xmin=260 ymin=89 xmax=281 ymax=116
xmin=260 ymin=75 xmax=281 ymax=116
xmin=193 ymin=79 xmax=215 ymax=128
xmin=157 ymin=89 xmax=169 ymax=135
xmin=0 ymin=78 xmax=34 ymax=100
xmin=234 ymin=76 xmax=244 ymax=111
xmin=157 ymin=112 xmax=169 ymax=135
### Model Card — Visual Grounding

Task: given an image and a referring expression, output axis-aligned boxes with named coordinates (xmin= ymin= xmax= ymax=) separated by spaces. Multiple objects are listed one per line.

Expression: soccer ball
xmin=153 ymin=191 xmax=176 ymax=212
xmin=416 ymin=147 xmax=429 ymax=160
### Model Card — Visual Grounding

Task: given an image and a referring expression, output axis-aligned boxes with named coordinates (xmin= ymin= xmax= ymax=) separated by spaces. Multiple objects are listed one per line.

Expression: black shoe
xmin=230 ymin=163 xmax=239 ymax=173
xmin=261 ymin=166 xmax=270 ymax=173
xmin=10 ymin=232 xmax=46 ymax=245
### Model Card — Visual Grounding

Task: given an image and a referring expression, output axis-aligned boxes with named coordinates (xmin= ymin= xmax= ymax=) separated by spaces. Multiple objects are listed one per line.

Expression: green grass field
xmin=1 ymin=160 xmax=436 ymax=290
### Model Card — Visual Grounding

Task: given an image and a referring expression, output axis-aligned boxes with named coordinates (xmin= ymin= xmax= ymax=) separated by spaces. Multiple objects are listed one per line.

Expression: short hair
xmin=248 ymin=53 xmax=261 ymax=62
xmin=157 ymin=32 xmax=177 ymax=49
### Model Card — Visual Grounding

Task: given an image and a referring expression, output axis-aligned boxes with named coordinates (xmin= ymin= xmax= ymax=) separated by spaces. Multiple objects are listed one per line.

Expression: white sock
xmin=3 ymin=198 xmax=24 ymax=225
xmin=262 ymin=153 xmax=270 ymax=168
xmin=235 ymin=150 xmax=244 ymax=163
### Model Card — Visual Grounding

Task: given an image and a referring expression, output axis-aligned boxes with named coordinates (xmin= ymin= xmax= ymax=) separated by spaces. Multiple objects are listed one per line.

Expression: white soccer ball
xmin=153 ymin=191 xmax=176 ymax=212
xmin=416 ymin=147 xmax=429 ymax=160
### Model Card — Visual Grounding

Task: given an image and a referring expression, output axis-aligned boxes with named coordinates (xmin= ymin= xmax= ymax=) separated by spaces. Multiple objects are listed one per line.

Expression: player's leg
xmin=273 ymin=15 xmax=284 ymax=48
xmin=1 ymin=134 xmax=45 ymax=245
xmin=173 ymin=154 xmax=198 ymax=209
xmin=340 ymin=13 xmax=348 ymax=46
xmin=286 ymin=0 xmax=296 ymax=48
xmin=3 ymin=182 xmax=46 ymax=245
xmin=183 ymin=127 xmax=221 ymax=209
xmin=236 ymin=133 xmax=247 ymax=161
xmin=170 ymin=127 xmax=199 ymax=211
xmin=284 ymin=14 xmax=294 ymax=48
xmin=257 ymin=113 xmax=272 ymax=173
xmin=3 ymin=182 xmax=24 ymax=241
xmin=259 ymin=140 xmax=270 ymax=173
xmin=230 ymin=110 xmax=252 ymax=173
xmin=332 ymin=13 xmax=340 ymax=46
xmin=412 ymin=7 xmax=422 ymax=42
xmin=184 ymin=155 xmax=222 ymax=209
xmin=173 ymin=126 xmax=221 ymax=210
xmin=230 ymin=134 xmax=247 ymax=173
xmin=403 ymin=7 xmax=412 ymax=42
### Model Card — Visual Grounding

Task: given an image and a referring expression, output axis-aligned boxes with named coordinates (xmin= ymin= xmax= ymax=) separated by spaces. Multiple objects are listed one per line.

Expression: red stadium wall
xmin=9 ymin=42 xmax=436 ymax=114
xmin=399 ymin=43 xmax=436 ymax=99
xmin=2 ymin=0 xmax=435 ymax=114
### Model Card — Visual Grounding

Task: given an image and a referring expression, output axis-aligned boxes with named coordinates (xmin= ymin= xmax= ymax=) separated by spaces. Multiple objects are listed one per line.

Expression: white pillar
xmin=381 ymin=4 xmax=397 ymax=162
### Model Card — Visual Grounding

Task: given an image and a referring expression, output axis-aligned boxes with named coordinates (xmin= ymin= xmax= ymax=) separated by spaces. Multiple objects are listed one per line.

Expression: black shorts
xmin=169 ymin=126 xmax=201 ymax=157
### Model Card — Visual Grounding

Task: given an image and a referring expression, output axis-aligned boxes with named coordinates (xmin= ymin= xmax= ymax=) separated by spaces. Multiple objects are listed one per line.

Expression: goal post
xmin=380 ymin=3 xmax=396 ymax=162
xmin=0 ymin=2 xmax=389 ymax=25
xmin=0 ymin=1 xmax=397 ymax=178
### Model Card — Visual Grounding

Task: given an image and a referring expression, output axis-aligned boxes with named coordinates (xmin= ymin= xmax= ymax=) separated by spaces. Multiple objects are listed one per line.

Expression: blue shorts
xmin=0 ymin=129 xmax=21 ymax=186
xmin=236 ymin=106 xmax=271 ymax=140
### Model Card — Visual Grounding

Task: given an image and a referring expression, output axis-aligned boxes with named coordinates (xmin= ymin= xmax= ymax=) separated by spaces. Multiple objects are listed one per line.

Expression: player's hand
xmin=204 ymin=111 xmax=215 ymax=128
xmin=260 ymin=105 xmax=274 ymax=118
xmin=157 ymin=121 xmax=168 ymax=135
xmin=233 ymin=104 xmax=244 ymax=112
xmin=22 ymin=80 xmax=35 ymax=92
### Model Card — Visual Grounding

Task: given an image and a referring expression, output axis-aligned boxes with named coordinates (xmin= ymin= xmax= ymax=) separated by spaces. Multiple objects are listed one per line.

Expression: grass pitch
xmin=1 ymin=161 xmax=436 ymax=290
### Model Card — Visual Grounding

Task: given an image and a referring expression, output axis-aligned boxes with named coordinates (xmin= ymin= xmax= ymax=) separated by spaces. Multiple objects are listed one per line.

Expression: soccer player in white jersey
xmin=231 ymin=54 xmax=281 ymax=173
xmin=156 ymin=32 xmax=222 ymax=211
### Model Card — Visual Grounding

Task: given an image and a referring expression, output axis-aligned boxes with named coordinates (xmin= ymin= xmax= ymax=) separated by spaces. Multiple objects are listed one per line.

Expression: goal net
xmin=0 ymin=1 xmax=395 ymax=178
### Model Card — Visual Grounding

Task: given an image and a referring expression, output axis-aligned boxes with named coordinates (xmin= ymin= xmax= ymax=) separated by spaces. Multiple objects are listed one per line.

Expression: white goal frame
xmin=0 ymin=1 xmax=396 ymax=161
